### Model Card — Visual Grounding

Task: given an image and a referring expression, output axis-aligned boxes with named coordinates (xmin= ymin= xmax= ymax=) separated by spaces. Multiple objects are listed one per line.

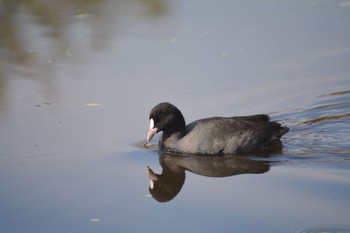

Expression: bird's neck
xmin=162 ymin=127 xmax=186 ymax=141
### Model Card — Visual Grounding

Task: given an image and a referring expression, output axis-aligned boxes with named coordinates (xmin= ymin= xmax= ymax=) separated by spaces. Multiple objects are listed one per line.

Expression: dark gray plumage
xmin=146 ymin=102 xmax=289 ymax=155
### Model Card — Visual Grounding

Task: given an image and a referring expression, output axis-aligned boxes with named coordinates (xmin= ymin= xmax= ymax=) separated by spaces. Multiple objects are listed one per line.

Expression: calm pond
xmin=0 ymin=1 xmax=349 ymax=233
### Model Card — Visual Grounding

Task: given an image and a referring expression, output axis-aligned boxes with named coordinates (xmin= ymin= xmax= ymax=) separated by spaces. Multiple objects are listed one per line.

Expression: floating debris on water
xmin=36 ymin=102 xmax=51 ymax=107
xmin=75 ymin=13 xmax=94 ymax=19
xmin=85 ymin=103 xmax=101 ymax=107
xmin=89 ymin=218 xmax=100 ymax=223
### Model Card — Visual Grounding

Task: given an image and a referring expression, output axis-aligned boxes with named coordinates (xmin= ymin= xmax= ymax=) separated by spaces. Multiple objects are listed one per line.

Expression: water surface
xmin=0 ymin=1 xmax=349 ymax=233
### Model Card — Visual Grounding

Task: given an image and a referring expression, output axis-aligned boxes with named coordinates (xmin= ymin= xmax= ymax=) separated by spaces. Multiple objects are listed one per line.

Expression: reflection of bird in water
xmin=147 ymin=153 xmax=271 ymax=203
xmin=146 ymin=102 xmax=289 ymax=155
xmin=147 ymin=166 xmax=158 ymax=189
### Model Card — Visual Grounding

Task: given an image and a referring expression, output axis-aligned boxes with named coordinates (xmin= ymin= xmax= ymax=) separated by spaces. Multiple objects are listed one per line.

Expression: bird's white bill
xmin=147 ymin=127 xmax=158 ymax=142
xmin=149 ymin=118 xmax=154 ymax=129
xmin=147 ymin=119 xmax=157 ymax=142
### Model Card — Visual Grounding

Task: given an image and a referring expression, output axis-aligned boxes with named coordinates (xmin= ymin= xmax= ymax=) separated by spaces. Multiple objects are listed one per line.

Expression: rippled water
xmin=295 ymin=228 xmax=350 ymax=233
xmin=0 ymin=1 xmax=350 ymax=233
xmin=278 ymin=90 xmax=350 ymax=159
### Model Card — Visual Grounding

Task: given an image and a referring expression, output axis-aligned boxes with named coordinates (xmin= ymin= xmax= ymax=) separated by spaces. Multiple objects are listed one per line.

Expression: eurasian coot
xmin=146 ymin=102 xmax=289 ymax=155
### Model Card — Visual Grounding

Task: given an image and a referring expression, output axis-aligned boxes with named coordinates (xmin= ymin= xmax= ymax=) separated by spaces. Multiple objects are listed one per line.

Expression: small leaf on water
xmin=85 ymin=103 xmax=101 ymax=107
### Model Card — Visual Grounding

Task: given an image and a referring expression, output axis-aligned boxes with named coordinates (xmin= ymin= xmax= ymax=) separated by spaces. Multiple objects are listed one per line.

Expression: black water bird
xmin=146 ymin=102 xmax=289 ymax=155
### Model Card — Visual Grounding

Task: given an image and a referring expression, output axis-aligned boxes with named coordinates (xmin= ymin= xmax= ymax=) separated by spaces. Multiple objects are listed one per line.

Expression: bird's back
xmin=163 ymin=115 xmax=288 ymax=154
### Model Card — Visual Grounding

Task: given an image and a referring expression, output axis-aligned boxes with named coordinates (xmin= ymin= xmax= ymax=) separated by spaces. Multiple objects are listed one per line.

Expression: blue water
xmin=0 ymin=1 xmax=349 ymax=233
